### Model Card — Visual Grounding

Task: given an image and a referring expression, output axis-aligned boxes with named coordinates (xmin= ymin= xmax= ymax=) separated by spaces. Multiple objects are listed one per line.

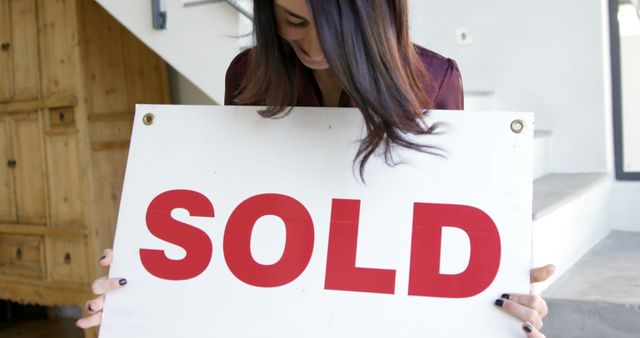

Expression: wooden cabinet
xmin=0 ymin=0 xmax=170 ymax=336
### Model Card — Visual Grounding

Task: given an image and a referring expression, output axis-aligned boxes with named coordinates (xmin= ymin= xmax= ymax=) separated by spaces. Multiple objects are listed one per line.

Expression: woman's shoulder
xmin=413 ymin=44 xmax=459 ymax=77
xmin=225 ymin=49 xmax=253 ymax=105
xmin=413 ymin=44 xmax=464 ymax=110
xmin=228 ymin=48 xmax=252 ymax=70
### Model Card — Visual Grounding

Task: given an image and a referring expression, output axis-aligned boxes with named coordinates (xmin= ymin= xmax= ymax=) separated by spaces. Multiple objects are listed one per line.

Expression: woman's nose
xmin=299 ymin=28 xmax=322 ymax=54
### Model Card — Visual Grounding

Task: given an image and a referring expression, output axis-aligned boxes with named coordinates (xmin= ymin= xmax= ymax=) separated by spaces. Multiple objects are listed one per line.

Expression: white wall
xmin=237 ymin=0 xmax=254 ymax=49
xmin=409 ymin=0 xmax=613 ymax=174
xmin=168 ymin=66 xmax=215 ymax=105
xmin=620 ymin=34 xmax=640 ymax=171
xmin=611 ymin=182 xmax=640 ymax=231
xmin=612 ymin=22 xmax=640 ymax=233
xmin=95 ymin=0 xmax=244 ymax=104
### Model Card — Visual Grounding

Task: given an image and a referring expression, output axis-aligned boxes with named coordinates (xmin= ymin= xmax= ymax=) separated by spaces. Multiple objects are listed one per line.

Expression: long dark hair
xmin=236 ymin=0 xmax=440 ymax=177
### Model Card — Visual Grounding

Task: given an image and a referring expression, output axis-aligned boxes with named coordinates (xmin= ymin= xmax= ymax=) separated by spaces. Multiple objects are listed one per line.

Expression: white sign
xmin=100 ymin=105 xmax=533 ymax=338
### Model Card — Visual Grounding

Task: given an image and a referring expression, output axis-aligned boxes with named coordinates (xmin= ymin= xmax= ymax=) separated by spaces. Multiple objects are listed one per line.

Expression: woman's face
xmin=274 ymin=0 xmax=330 ymax=70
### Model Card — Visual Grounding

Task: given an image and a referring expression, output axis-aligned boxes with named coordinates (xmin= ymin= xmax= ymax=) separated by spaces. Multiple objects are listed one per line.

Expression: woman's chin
xmin=300 ymin=59 xmax=331 ymax=70
xmin=291 ymin=45 xmax=330 ymax=69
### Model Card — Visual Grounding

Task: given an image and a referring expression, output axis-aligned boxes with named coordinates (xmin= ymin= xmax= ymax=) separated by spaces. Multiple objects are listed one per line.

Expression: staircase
xmin=94 ymin=0 xmax=253 ymax=104
xmin=532 ymin=132 xmax=640 ymax=337
xmin=531 ymin=132 xmax=612 ymax=293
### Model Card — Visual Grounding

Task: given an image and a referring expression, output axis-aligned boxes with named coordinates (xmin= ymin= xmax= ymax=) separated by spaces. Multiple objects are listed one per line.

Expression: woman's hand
xmin=75 ymin=250 xmax=554 ymax=335
xmin=495 ymin=264 xmax=556 ymax=337
xmin=76 ymin=249 xmax=127 ymax=329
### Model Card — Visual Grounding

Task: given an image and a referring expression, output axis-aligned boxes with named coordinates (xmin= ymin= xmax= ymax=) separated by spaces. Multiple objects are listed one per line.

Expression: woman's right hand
xmin=76 ymin=249 xmax=127 ymax=329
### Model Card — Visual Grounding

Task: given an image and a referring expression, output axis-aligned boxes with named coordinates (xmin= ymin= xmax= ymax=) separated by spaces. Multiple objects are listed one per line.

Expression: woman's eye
xmin=285 ymin=15 xmax=308 ymax=28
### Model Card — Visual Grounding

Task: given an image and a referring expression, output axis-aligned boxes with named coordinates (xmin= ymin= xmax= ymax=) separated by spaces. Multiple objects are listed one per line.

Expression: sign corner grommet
xmin=143 ymin=113 xmax=155 ymax=126
xmin=510 ymin=119 xmax=525 ymax=134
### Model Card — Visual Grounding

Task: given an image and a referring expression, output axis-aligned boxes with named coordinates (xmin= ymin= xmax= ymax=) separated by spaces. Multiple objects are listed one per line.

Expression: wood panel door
xmin=0 ymin=115 xmax=16 ymax=222
xmin=38 ymin=0 xmax=79 ymax=98
xmin=0 ymin=0 xmax=40 ymax=103
xmin=11 ymin=112 xmax=47 ymax=224
xmin=46 ymin=129 xmax=83 ymax=227
xmin=8 ymin=0 xmax=40 ymax=101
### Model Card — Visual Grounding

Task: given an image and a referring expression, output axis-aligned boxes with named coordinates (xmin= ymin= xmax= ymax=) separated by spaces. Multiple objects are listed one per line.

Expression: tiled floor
xmin=0 ymin=319 xmax=84 ymax=338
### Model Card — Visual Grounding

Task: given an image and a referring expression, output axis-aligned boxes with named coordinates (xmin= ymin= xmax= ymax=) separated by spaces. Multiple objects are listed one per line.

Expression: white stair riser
xmin=533 ymin=133 xmax=552 ymax=180
xmin=531 ymin=180 xmax=611 ymax=293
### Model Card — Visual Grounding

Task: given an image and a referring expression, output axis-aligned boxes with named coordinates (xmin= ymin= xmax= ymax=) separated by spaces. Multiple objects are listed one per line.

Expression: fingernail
xmin=522 ymin=323 xmax=533 ymax=333
xmin=87 ymin=303 xmax=93 ymax=312
xmin=99 ymin=255 xmax=106 ymax=262
xmin=494 ymin=299 xmax=504 ymax=307
xmin=501 ymin=293 xmax=511 ymax=300
xmin=119 ymin=278 xmax=128 ymax=286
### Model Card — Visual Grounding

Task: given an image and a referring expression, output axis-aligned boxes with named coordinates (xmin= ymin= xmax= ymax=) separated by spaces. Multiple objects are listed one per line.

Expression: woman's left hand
xmin=496 ymin=264 xmax=556 ymax=337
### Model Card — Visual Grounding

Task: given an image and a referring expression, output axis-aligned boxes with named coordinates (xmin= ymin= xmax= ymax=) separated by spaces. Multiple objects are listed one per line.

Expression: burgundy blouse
xmin=224 ymin=44 xmax=464 ymax=110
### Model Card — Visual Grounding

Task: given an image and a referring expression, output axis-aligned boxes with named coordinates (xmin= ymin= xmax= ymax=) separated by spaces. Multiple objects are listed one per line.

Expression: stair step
xmin=542 ymin=231 xmax=640 ymax=337
xmin=533 ymin=173 xmax=608 ymax=220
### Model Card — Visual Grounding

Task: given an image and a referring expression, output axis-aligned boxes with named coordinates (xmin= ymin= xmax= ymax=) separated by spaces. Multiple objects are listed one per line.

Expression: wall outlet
xmin=456 ymin=27 xmax=474 ymax=45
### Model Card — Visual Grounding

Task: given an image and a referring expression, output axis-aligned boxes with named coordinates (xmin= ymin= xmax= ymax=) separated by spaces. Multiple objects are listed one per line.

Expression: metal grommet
xmin=143 ymin=113 xmax=155 ymax=126
xmin=511 ymin=119 xmax=525 ymax=134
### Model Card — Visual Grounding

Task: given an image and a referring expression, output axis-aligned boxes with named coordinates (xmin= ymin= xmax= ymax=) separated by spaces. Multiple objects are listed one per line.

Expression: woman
xmin=226 ymin=0 xmax=463 ymax=176
xmin=77 ymin=0 xmax=555 ymax=336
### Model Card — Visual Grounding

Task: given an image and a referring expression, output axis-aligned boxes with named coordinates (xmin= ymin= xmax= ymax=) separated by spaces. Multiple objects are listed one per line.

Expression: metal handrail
xmin=224 ymin=0 xmax=253 ymax=20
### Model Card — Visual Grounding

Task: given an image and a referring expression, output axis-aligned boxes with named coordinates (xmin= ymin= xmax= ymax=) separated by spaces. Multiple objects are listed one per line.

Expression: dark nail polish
xmin=98 ymin=255 xmax=106 ymax=262
xmin=87 ymin=303 xmax=93 ymax=312
xmin=501 ymin=293 xmax=511 ymax=300
xmin=119 ymin=278 xmax=127 ymax=286
xmin=522 ymin=323 xmax=533 ymax=333
xmin=494 ymin=299 xmax=504 ymax=307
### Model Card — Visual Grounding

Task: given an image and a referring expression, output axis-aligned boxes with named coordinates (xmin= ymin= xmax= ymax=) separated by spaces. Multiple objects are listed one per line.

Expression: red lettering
xmin=408 ymin=203 xmax=501 ymax=298
xmin=223 ymin=194 xmax=314 ymax=287
xmin=140 ymin=190 xmax=214 ymax=281
xmin=324 ymin=199 xmax=396 ymax=294
xmin=140 ymin=190 xmax=503 ymax=297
